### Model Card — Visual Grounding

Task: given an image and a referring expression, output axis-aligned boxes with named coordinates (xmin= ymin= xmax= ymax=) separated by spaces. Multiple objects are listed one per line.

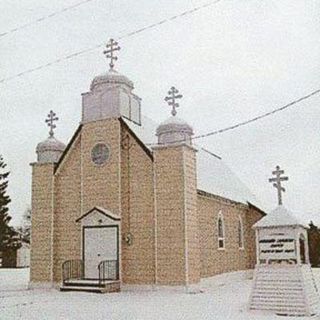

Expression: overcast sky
xmin=1 ymin=0 xmax=320 ymax=226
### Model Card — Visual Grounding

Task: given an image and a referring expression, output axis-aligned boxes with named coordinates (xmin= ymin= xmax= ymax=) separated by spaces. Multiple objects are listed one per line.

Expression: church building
xmin=30 ymin=39 xmax=264 ymax=291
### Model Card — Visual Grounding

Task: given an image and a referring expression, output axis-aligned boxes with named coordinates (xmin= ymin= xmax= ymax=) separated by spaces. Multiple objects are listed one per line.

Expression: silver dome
xmin=156 ymin=116 xmax=193 ymax=145
xmin=90 ymin=69 xmax=134 ymax=91
xmin=36 ymin=136 xmax=65 ymax=163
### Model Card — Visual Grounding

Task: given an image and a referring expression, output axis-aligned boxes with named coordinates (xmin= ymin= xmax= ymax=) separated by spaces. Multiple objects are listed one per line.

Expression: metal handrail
xmin=98 ymin=260 xmax=119 ymax=285
xmin=62 ymin=259 xmax=84 ymax=284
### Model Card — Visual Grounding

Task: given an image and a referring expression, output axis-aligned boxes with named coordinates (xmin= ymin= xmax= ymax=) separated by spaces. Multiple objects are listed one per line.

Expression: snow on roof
xmin=123 ymin=116 xmax=262 ymax=209
xmin=253 ymin=205 xmax=306 ymax=228
xmin=196 ymin=147 xmax=262 ymax=207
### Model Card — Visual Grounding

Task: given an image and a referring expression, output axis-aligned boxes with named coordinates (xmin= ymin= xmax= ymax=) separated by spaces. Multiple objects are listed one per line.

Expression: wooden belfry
xmin=249 ymin=166 xmax=319 ymax=317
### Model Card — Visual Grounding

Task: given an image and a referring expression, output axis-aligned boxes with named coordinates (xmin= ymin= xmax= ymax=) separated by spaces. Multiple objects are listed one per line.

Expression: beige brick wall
xmin=198 ymin=193 xmax=263 ymax=278
xmin=53 ymin=136 xmax=82 ymax=282
xmin=245 ymin=206 xmax=263 ymax=268
xmin=183 ymin=147 xmax=200 ymax=284
xmin=153 ymin=144 xmax=199 ymax=286
xmin=30 ymin=163 xmax=55 ymax=283
xmin=81 ymin=119 xmax=121 ymax=215
xmin=120 ymin=125 xmax=155 ymax=284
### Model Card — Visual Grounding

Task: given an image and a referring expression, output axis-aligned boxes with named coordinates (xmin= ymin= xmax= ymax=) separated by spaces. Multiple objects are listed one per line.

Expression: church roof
xmin=253 ymin=205 xmax=305 ymax=228
xmin=123 ymin=116 xmax=262 ymax=209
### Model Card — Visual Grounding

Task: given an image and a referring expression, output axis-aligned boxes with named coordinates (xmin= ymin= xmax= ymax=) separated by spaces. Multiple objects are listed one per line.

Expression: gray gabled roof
xmin=123 ymin=116 xmax=262 ymax=209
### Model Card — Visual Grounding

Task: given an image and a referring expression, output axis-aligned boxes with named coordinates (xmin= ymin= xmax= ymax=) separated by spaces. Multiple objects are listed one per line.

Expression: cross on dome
xmin=268 ymin=165 xmax=289 ymax=206
xmin=45 ymin=110 xmax=59 ymax=137
xmin=103 ymin=38 xmax=120 ymax=71
xmin=164 ymin=86 xmax=183 ymax=116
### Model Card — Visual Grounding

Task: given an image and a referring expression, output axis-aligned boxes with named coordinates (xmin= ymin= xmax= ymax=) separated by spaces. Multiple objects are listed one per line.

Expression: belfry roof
xmin=253 ymin=205 xmax=305 ymax=228
xmin=123 ymin=116 xmax=262 ymax=209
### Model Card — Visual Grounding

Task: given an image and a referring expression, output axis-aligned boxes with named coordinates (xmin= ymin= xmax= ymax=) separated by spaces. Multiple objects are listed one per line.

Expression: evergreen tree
xmin=0 ymin=155 xmax=14 ymax=251
xmin=17 ymin=207 xmax=31 ymax=244
xmin=308 ymin=221 xmax=320 ymax=267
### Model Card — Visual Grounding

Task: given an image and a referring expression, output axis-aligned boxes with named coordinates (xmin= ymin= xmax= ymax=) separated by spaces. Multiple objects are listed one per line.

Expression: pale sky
xmin=1 ymin=0 xmax=320 ymax=226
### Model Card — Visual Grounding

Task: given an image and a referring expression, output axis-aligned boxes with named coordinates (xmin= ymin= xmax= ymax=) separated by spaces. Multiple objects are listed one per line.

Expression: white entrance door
xmin=84 ymin=226 xmax=118 ymax=279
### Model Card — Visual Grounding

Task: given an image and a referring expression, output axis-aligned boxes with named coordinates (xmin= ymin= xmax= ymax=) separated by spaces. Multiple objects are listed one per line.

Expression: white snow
xmin=253 ymin=205 xmax=306 ymax=228
xmin=1 ymin=268 xmax=320 ymax=320
xmin=197 ymin=147 xmax=262 ymax=208
xmin=124 ymin=116 xmax=263 ymax=210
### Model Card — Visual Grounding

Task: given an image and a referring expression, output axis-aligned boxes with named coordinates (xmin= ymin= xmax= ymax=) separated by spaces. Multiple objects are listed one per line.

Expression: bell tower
xmin=30 ymin=111 xmax=65 ymax=286
xmin=152 ymin=87 xmax=200 ymax=289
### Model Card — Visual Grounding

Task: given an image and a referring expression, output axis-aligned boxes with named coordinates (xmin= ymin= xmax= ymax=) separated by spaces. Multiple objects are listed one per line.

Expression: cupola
xmin=82 ymin=39 xmax=141 ymax=125
xmin=36 ymin=110 xmax=65 ymax=163
xmin=156 ymin=86 xmax=194 ymax=145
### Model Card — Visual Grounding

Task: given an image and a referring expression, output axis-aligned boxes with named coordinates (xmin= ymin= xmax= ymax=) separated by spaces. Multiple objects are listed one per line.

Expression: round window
xmin=91 ymin=143 xmax=110 ymax=165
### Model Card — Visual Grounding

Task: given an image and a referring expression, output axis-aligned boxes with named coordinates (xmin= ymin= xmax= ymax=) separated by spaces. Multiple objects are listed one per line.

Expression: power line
xmin=0 ymin=0 xmax=223 ymax=84
xmin=192 ymin=87 xmax=320 ymax=141
xmin=0 ymin=0 xmax=98 ymax=39
xmin=146 ymin=87 xmax=320 ymax=145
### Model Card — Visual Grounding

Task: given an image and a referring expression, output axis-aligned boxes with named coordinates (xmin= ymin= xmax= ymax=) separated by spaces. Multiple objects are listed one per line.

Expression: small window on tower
xmin=217 ymin=212 xmax=225 ymax=249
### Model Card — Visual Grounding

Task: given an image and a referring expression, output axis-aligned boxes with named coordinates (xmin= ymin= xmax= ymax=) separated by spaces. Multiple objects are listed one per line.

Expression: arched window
xmin=238 ymin=216 xmax=244 ymax=249
xmin=217 ymin=212 xmax=225 ymax=249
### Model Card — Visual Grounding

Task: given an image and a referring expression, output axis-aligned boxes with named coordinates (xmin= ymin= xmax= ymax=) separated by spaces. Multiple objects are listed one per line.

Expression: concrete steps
xmin=249 ymin=264 xmax=319 ymax=316
xmin=60 ymin=279 xmax=120 ymax=293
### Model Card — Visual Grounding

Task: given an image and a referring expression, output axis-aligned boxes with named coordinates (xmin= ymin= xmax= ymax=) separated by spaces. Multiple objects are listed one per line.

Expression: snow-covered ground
xmin=1 ymin=268 xmax=320 ymax=320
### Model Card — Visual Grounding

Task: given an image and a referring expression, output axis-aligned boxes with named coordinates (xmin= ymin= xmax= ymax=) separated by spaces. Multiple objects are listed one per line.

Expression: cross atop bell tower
xmin=164 ymin=86 xmax=183 ymax=116
xmin=45 ymin=110 xmax=59 ymax=137
xmin=103 ymin=38 xmax=120 ymax=71
xmin=268 ymin=165 xmax=289 ymax=206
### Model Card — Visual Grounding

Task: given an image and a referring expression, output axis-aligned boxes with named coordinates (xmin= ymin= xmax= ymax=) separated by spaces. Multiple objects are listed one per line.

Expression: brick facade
xmin=198 ymin=191 xmax=262 ymax=278
xmin=30 ymin=163 xmax=54 ymax=284
xmin=30 ymin=118 xmax=263 ymax=287
xmin=120 ymin=123 xmax=155 ymax=284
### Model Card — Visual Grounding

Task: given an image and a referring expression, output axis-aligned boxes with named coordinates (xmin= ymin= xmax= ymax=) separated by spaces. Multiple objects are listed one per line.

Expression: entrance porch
xmin=60 ymin=207 xmax=121 ymax=293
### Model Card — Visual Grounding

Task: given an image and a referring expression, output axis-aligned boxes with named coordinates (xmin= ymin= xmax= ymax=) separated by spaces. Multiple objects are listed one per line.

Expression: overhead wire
xmin=146 ymin=87 xmax=320 ymax=145
xmin=0 ymin=0 xmax=223 ymax=84
xmin=0 ymin=0 xmax=98 ymax=39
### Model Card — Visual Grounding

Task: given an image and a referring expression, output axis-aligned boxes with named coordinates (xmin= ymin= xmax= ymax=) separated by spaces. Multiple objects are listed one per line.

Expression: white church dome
xmin=90 ymin=69 xmax=134 ymax=91
xmin=36 ymin=136 xmax=66 ymax=163
xmin=156 ymin=115 xmax=193 ymax=145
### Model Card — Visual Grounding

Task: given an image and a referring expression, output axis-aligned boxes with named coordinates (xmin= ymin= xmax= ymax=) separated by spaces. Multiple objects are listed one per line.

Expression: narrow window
xmin=238 ymin=216 xmax=244 ymax=249
xmin=218 ymin=212 xmax=225 ymax=249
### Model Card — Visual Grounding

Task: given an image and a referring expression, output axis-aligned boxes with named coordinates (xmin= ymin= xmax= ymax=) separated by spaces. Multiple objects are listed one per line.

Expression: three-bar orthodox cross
xmin=164 ymin=86 xmax=183 ymax=116
xmin=45 ymin=110 xmax=59 ymax=137
xmin=103 ymin=38 xmax=120 ymax=71
xmin=268 ymin=165 xmax=289 ymax=206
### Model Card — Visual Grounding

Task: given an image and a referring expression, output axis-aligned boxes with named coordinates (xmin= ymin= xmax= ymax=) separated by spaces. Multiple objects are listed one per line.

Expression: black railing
xmin=62 ymin=259 xmax=84 ymax=284
xmin=98 ymin=260 xmax=119 ymax=285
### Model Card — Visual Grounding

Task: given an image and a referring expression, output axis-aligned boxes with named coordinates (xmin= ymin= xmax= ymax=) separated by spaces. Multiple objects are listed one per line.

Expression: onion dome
xmin=156 ymin=86 xmax=194 ymax=145
xmin=36 ymin=110 xmax=65 ymax=163
xmin=36 ymin=136 xmax=65 ymax=163
xmin=156 ymin=116 xmax=194 ymax=145
xmin=90 ymin=69 xmax=134 ymax=91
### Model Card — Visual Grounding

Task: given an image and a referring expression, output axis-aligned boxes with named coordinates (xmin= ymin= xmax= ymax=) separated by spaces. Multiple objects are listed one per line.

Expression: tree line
xmin=0 ymin=155 xmax=30 ymax=256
